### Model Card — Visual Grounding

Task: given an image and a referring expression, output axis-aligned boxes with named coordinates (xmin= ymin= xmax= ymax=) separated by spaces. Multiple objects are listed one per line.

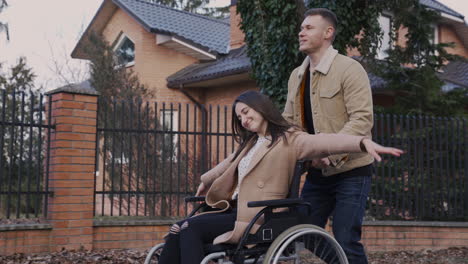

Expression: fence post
xmin=45 ymin=84 xmax=99 ymax=251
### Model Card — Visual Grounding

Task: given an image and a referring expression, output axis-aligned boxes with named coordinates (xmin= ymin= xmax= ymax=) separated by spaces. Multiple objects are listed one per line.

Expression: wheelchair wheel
xmin=262 ymin=224 xmax=348 ymax=264
xmin=144 ymin=243 xmax=164 ymax=264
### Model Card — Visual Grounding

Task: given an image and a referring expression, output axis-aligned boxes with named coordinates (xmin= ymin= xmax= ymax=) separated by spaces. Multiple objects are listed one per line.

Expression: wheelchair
xmin=144 ymin=161 xmax=348 ymax=264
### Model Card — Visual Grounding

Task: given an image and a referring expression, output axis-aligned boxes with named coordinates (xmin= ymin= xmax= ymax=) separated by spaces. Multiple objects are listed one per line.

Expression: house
xmin=72 ymin=0 xmax=254 ymax=110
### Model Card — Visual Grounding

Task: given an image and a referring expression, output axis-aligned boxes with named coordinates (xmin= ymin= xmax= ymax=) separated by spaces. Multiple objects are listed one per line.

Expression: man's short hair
xmin=304 ymin=8 xmax=337 ymax=40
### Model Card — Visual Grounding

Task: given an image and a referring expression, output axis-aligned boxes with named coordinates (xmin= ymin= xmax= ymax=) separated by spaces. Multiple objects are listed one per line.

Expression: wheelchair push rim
xmin=262 ymin=224 xmax=349 ymax=264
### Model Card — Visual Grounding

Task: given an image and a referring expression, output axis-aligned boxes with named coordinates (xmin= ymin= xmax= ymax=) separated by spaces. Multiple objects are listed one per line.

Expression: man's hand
xmin=195 ymin=182 xmax=207 ymax=196
xmin=311 ymin=157 xmax=330 ymax=169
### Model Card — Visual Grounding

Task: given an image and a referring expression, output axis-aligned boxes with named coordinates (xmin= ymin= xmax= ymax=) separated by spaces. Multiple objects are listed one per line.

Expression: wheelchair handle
xmin=184 ymin=196 xmax=206 ymax=202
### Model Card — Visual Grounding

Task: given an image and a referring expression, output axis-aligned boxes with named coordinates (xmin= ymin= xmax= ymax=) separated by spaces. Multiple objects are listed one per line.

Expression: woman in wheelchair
xmin=158 ymin=90 xmax=403 ymax=264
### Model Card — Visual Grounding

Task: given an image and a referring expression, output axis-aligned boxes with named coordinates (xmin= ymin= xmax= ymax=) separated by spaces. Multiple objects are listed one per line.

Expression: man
xmin=283 ymin=8 xmax=374 ymax=264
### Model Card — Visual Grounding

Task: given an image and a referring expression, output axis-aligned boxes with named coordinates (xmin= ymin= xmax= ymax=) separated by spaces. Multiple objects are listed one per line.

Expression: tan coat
xmin=283 ymin=46 xmax=374 ymax=176
xmin=200 ymin=130 xmax=365 ymax=245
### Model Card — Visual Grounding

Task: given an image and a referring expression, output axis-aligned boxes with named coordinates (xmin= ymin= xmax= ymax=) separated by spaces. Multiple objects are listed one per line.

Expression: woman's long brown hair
xmin=231 ymin=90 xmax=295 ymax=160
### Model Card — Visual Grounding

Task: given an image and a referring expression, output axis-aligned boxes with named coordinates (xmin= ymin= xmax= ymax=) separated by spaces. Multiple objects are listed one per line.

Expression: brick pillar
xmin=46 ymin=85 xmax=99 ymax=251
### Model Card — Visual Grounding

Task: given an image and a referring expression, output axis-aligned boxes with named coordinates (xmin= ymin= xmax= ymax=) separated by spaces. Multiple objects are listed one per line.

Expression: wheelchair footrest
xmin=204 ymin=243 xmax=237 ymax=254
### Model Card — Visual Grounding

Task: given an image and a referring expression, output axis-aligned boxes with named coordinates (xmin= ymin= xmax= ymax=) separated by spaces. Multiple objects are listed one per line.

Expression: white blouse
xmin=232 ymin=136 xmax=269 ymax=199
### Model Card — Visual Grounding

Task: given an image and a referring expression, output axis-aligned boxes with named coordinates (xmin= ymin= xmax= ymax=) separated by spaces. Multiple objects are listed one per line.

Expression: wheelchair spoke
xmin=263 ymin=224 xmax=349 ymax=264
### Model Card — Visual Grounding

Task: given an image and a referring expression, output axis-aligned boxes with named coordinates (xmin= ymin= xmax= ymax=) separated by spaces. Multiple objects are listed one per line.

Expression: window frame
xmin=160 ymin=109 xmax=179 ymax=158
xmin=112 ymin=33 xmax=136 ymax=68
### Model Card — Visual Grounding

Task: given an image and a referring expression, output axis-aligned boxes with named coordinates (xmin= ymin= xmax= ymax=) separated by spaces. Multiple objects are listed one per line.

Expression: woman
xmin=158 ymin=91 xmax=403 ymax=264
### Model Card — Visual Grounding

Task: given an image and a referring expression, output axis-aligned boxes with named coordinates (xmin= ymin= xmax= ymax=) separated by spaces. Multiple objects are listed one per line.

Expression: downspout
xmin=179 ymin=84 xmax=208 ymax=174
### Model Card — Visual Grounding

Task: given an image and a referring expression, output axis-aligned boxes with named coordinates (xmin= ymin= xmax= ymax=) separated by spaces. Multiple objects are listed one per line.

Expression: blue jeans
xmin=301 ymin=173 xmax=371 ymax=264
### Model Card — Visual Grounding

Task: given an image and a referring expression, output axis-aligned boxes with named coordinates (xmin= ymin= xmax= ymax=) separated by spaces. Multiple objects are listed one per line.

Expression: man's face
xmin=298 ymin=15 xmax=332 ymax=54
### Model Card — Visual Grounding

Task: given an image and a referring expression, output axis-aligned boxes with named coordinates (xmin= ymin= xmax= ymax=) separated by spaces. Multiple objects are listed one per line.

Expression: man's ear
xmin=325 ymin=26 xmax=334 ymax=40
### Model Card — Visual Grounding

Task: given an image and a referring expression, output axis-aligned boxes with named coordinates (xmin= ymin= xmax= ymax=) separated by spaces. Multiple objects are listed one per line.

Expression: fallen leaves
xmin=0 ymin=247 xmax=467 ymax=263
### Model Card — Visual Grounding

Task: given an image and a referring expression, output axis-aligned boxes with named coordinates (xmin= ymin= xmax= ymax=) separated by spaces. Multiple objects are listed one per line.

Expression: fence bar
xmin=15 ymin=93 xmax=25 ymax=218
xmin=6 ymin=91 xmax=17 ymax=219
xmin=93 ymin=98 xmax=101 ymax=217
xmin=136 ymin=100 xmax=142 ymax=216
xmin=144 ymin=102 xmax=149 ymax=217
xmin=35 ymin=94 xmax=43 ymax=218
xmin=0 ymin=91 xmax=5 ymax=211
xmin=101 ymin=102 xmax=108 ymax=216
xmin=224 ymin=106 xmax=228 ymax=159
xmin=118 ymin=101 xmax=125 ymax=216
xmin=160 ymin=103 xmax=166 ymax=216
xmin=169 ymin=103 xmax=174 ymax=215
xmin=109 ymin=100 xmax=117 ymax=216
xmin=152 ymin=102 xmax=158 ymax=217
xmin=193 ymin=105 xmax=197 ymax=196
xmin=127 ymin=101 xmax=133 ymax=215
xmin=177 ymin=103 xmax=181 ymax=216
xmin=26 ymin=92 xmax=34 ymax=218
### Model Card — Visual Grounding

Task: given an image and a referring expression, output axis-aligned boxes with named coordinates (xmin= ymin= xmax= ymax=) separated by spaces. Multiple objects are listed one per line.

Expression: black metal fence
xmin=94 ymin=99 xmax=235 ymax=218
xmin=369 ymin=114 xmax=467 ymax=221
xmin=0 ymin=90 xmax=54 ymax=219
xmin=95 ymin=99 xmax=467 ymax=221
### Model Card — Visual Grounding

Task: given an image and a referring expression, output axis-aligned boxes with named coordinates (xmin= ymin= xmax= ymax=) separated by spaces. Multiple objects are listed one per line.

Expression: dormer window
xmin=113 ymin=34 xmax=135 ymax=66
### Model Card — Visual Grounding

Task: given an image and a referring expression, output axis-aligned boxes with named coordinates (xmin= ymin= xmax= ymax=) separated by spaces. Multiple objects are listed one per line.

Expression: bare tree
xmin=46 ymin=40 xmax=89 ymax=87
xmin=0 ymin=0 xmax=9 ymax=41
xmin=151 ymin=0 xmax=229 ymax=18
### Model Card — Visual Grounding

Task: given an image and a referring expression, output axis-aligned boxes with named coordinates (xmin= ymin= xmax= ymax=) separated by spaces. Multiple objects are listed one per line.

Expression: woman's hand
xmin=361 ymin=138 xmax=404 ymax=162
xmin=195 ymin=182 xmax=208 ymax=196
xmin=311 ymin=157 xmax=330 ymax=169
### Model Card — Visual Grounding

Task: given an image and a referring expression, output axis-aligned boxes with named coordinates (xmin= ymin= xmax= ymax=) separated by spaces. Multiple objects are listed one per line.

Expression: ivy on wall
xmin=237 ymin=0 xmax=305 ymax=107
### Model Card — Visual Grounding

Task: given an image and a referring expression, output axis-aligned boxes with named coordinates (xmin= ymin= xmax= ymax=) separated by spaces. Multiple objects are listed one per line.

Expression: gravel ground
xmin=1 ymin=247 xmax=467 ymax=264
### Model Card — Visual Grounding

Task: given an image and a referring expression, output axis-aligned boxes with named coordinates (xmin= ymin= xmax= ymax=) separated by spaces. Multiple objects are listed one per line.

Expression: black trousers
xmin=158 ymin=209 xmax=237 ymax=264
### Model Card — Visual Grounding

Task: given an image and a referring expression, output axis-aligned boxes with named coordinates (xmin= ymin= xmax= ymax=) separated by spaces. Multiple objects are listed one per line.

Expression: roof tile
xmin=420 ymin=0 xmax=464 ymax=19
xmin=115 ymin=0 xmax=230 ymax=54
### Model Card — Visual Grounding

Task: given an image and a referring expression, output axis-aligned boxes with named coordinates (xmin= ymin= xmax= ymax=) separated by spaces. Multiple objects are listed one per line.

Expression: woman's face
xmin=235 ymin=102 xmax=268 ymax=136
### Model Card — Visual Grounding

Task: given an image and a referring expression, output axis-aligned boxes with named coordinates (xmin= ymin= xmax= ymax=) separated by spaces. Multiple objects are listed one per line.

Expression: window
xmin=161 ymin=109 xmax=178 ymax=133
xmin=377 ymin=15 xmax=392 ymax=59
xmin=430 ymin=24 xmax=439 ymax=45
xmin=160 ymin=109 xmax=179 ymax=158
xmin=113 ymin=34 xmax=135 ymax=66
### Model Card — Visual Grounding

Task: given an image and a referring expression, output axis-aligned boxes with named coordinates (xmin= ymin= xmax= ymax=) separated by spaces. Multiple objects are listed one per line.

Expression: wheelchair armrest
xmin=184 ymin=196 xmax=206 ymax=203
xmin=247 ymin=198 xmax=303 ymax=208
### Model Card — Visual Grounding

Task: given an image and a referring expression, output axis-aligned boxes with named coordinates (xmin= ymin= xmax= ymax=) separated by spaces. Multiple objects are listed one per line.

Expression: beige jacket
xmin=200 ymin=130 xmax=365 ymax=245
xmin=283 ymin=46 xmax=374 ymax=176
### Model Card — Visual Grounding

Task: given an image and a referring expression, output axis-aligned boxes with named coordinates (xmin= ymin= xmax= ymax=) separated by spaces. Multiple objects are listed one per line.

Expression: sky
xmin=0 ymin=0 xmax=465 ymax=91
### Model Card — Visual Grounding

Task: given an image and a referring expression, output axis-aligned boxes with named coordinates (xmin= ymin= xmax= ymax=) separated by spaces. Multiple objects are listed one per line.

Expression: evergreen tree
xmin=0 ymin=58 xmax=46 ymax=219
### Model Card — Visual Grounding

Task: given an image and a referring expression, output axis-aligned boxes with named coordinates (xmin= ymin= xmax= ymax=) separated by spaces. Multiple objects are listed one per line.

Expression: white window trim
xmin=156 ymin=34 xmax=217 ymax=60
xmin=160 ymin=109 xmax=179 ymax=133
xmin=433 ymin=24 xmax=439 ymax=45
xmin=113 ymin=33 xmax=135 ymax=68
